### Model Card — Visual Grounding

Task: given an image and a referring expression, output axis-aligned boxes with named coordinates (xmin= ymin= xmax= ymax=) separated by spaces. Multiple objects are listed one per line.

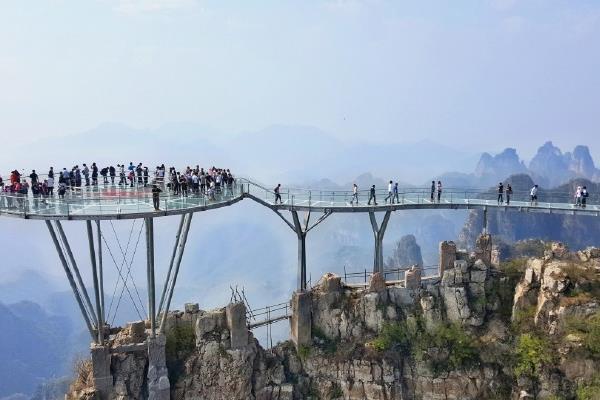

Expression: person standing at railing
xmin=351 ymin=183 xmax=359 ymax=205
xmin=392 ymin=182 xmax=399 ymax=204
xmin=530 ymin=184 xmax=538 ymax=205
xmin=582 ymin=186 xmax=589 ymax=208
xmin=575 ymin=186 xmax=582 ymax=207
xmin=109 ymin=165 xmax=116 ymax=184
xmin=29 ymin=170 xmax=38 ymax=186
xmin=91 ymin=163 xmax=99 ymax=186
xmin=180 ymin=175 xmax=188 ymax=197
xmin=430 ymin=181 xmax=435 ymax=202
xmin=274 ymin=183 xmax=282 ymax=204
xmin=437 ymin=181 xmax=442 ymax=203
xmin=506 ymin=184 xmax=513 ymax=205
xmin=82 ymin=164 xmax=89 ymax=186
xmin=118 ymin=164 xmax=126 ymax=185
xmin=200 ymin=172 xmax=207 ymax=194
xmin=497 ymin=182 xmax=504 ymax=204
xmin=74 ymin=166 xmax=82 ymax=188
xmin=368 ymin=185 xmax=377 ymax=205
xmin=47 ymin=175 xmax=54 ymax=196
xmin=143 ymin=166 xmax=149 ymax=187
xmin=384 ymin=180 xmax=393 ymax=204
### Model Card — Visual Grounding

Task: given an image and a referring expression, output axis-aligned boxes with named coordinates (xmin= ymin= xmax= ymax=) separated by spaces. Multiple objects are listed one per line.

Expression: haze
xmin=1 ymin=0 xmax=599 ymax=160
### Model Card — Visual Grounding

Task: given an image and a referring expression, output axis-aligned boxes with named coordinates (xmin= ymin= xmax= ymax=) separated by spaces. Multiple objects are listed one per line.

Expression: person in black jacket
xmin=368 ymin=185 xmax=377 ymax=205
xmin=109 ymin=165 xmax=116 ymax=184
xmin=274 ymin=184 xmax=282 ymax=204
xmin=91 ymin=163 xmax=99 ymax=185
xmin=152 ymin=185 xmax=162 ymax=210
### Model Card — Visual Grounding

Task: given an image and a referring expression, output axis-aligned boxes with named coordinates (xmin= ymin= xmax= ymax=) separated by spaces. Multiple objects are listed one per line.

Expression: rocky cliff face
xmin=68 ymin=239 xmax=600 ymax=400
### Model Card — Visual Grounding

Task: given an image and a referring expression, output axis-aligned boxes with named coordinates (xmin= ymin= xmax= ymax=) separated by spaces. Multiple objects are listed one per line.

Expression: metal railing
xmin=342 ymin=264 xmax=439 ymax=286
xmin=246 ymin=301 xmax=290 ymax=330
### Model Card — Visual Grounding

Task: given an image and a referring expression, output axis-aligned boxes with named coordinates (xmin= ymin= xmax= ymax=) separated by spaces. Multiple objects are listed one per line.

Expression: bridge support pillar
xmin=369 ymin=211 xmax=392 ymax=274
xmin=91 ymin=345 xmax=112 ymax=399
xmin=290 ymin=291 xmax=311 ymax=348
xmin=226 ymin=302 xmax=249 ymax=349
xmin=439 ymin=241 xmax=457 ymax=276
xmin=147 ymin=335 xmax=170 ymax=400
xmin=291 ymin=211 xmax=308 ymax=291
xmin=86 ymin=220 xmax=105 ymax=344
xmin=145 ymin=217 xmax=157 ymax=338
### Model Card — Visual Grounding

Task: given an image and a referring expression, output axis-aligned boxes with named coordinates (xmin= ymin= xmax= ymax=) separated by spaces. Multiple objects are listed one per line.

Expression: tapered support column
xmin=291 ymin=211 xmax=308 ymax=291
xmin=86 ymin=220 xmax=104 ymax=344
xmin=46 ymin=221 xmax=96 ymax=342
xmin=483 ymin=206 xmax=488 ymax=234
xmin=96 ymin=220 xmax=105 ymax=324
xmin=145 ymin=217 xmax=156 ymax=338
xmin=159 ymin=212 xmax=194 ymax=334
xmin=369 ymin=211 xmax=392 ymax=274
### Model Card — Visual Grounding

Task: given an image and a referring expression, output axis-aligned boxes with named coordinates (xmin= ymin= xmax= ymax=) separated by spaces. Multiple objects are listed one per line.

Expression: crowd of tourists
xmin=0 ymin=163 xmax=236 ymax=211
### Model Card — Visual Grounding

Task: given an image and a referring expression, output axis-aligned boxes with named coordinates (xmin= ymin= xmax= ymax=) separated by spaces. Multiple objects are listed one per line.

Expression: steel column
xmin=145 ymin=217 xmax=156 ymax=338
xmin=86 ymin=220 xmax=104 ymax=344
xmin=46 ymin=221 xmax=96 ymax=341
xmin=96 ymin=220 xmax=105 ymax=324
xmin=483 ymin=206 xmax=488 ymax=234
xmin=55 ymin=220 xmax=97 ymax=325
xmin=291 ymin=211 xmax=308 ymax=291
xmin=369 ymin=211 xmax=392 ymax=274
xmin=159 ymin=212 xmax=194 ymax=333
xmin=157 ymin=214 xmax=186 ymax=316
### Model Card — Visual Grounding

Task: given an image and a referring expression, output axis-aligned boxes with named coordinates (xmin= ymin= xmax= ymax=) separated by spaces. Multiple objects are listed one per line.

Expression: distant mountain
xmin=386 ymin=234 xmax=423 ymax=268
xmin=0 ymin=301 xmax=84 ymax=397
xmin=439 ymin=142 xmax=600 ymax=189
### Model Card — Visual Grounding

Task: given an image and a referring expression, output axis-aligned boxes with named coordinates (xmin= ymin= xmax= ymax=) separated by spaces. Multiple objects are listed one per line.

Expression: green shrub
xmin=312 ymin=327 xmax=338 ymax=354
xmin=165 ymin=323 xmax=196 ymax=382
xmin=327 ymin=382 xmax=343 ymax=399
xmin=499 ymin=258 xmax=528 ymax=281
xmin=512 ymin=305 xmax=537 ymax=333
xmin=514 ymin=333 xmax=554 ymax=378
xmin=577 ymin=375 xmax=600 ymax=400
xmin=565 ymin=312 xmax=600 ymax=357
xmin=297 ymin=344 xmax=311 ymax=361
xmin=371 ymin=319 xmax=478 ymax=373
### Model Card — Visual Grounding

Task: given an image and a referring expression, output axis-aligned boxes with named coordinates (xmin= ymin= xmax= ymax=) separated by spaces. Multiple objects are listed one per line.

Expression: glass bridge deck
xmin=1 ymin=179 xmax=598 ymax=220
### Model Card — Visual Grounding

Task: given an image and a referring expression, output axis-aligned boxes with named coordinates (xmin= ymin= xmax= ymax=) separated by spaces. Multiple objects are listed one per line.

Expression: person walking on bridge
xmin=385 ymin=180 xmax=393 ymax=204
xmin=82 ymin=164 xmax=89 ymax=186
xmin=392 ymin=182 xmax=399 ymax=204
xmin=437 ymin=181 xmax=442 ymax=203
xmin=497 ymin=182 xmax=504 ymax=204
xmin=152 ymin=184 xmax=162 ymax=210
xmin=506 ymin=184 xmax=513 ymax=205
xmin=350 ymin=183 xmax=359 ymax=205
xmin=530 ymin=184 xmax=538 ymax=205
xmin=368 ymin=185 xmax=377 ymax=205
xmin=430 ymin=181 xmax=435 ymax=202
xmin=274 ymin=184 xmax=282 ymax=204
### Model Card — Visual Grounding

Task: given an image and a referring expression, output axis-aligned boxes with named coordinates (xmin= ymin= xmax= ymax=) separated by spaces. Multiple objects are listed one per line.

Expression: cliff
xmin=68 ymin=238 xmax=600 ymax=400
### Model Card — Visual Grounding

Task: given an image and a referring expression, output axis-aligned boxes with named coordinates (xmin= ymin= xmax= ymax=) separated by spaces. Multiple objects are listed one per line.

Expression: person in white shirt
xmin=47 ymin=176 xmax=54 ymax=196
xmin=530 ymin=185 xmax=538 ymax=205
xmin=350 ymin=183 xmax=358 ymax=205
xmin=384 ymin=180 xmax=393 ymax=204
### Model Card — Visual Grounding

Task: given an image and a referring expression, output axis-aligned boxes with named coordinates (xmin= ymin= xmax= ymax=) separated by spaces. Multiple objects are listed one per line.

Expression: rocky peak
xmin=474 ymin=148 xmax=527 ymax=179
xmin=568 ymin=145 xmax=598 ymax=178
xmin=386 ymin=234 xmax=423 ymax=268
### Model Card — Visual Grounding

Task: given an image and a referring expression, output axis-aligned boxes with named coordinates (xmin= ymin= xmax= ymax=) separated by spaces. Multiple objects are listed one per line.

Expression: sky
xmin=0 ymin=0 xmax=599 ymax=159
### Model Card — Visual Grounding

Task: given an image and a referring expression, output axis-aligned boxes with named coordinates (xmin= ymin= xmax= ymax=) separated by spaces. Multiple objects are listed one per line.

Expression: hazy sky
xmin=1 ymin=0 xmax=599 ymax=159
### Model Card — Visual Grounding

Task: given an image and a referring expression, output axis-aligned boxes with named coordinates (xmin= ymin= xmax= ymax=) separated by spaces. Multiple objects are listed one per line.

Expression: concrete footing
xmin=91 ymin=345 xmax=112 ymax=400
xmin=439 ymin=241 xmax=457 ymax=276
xmin=226 ymin=302 xmax=249 ymax=349
xmin=290 ymin=291 xmax=311 ymax=348
xmin=147 ymin=335 xmax=170 ymax=400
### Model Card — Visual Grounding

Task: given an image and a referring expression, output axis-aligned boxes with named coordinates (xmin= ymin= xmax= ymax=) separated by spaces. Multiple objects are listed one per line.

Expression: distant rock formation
xmin=386 ymin=234 xmax=423 ymax=268
xmin=474 ymin=148 xmax=528 ymax=181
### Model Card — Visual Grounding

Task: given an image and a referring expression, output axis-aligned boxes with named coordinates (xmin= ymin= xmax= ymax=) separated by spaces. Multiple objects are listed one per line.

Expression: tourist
xmin=368 ymin=185 xmax=377 ymax=205
xmin=582 ymin=186 xmax=589 ymax=208
xmin=274 ymin=184 xmax=282 ymax=204
xmin=350 ymin=183 xmax=359 ymax=205
xmin=48 ymin=167 xmax=54 ymax=179
xmin=100 ymin=166 xmax=108 ymax=184
xmin=392 ymin=182 xmax=399 ymax=204
xmin=497 ymin=182 xmax=504 ymax=204
xmin=91 ymin=163 xmax=98 ymax=186
xmin=109 ymin=165 xmax=116 ymax=184
xmin=143 ymin=167 xmax=149 ymax=187
xmin=430 ymin=181 xmax=435 ymax=202
xmin=152 ymin=184 xmax=162 ymax=210
xmin=384 ymin=180 xmax=393 ymax=204
xmin=82 ymin=164 xmax=90 ymax=186
xmin=530 ymin=184 xmax=538 ymax=205
xmin=506 ymin=184 xmax=513 ymax=205
xmin=47 ymin=174 xmax=54 ymax=196
xmin=575 ymin=186 xmax=582 ymax=207
xmin=29 ymin=170 xmax=38 ymax=186
xmin=437 ymin=181 xmax=442 ymax=203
